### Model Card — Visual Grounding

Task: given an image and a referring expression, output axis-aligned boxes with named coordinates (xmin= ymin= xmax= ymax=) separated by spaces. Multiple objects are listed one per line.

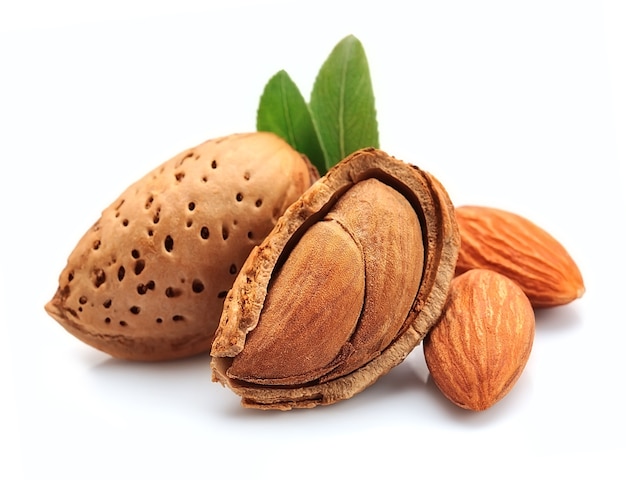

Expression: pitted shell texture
xmin=210 ymin=147 xmax=460 ymax=409
xmin=45 ymin=132 xmax=318 ymax=361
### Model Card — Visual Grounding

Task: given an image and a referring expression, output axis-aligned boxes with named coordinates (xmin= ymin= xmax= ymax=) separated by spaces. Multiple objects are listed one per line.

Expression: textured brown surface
xmin=45 ymin=132 xmax=318 ymax=361
xmin=211 ymin=147 xmax=460 ymax=409
xmin=424 ymin=269 xmax=535 ymax=411
xmin=455 ymin=205 xmax=585 ymax=308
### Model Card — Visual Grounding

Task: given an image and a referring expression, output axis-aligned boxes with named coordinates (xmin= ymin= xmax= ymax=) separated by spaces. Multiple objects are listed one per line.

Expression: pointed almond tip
xmin=44 ymin=298 xmax=67 ymax=327
xmin=44 ymin=298 xmax=57 ymax=318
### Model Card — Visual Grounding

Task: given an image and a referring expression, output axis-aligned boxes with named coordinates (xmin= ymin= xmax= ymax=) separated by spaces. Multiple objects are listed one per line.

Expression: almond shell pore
xmin=45 ymin=132 xmax=318 ymax=361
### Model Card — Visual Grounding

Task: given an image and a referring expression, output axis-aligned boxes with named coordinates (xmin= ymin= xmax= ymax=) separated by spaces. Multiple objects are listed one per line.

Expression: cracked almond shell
xmin=44 ymin=132 xmax=318 ymax=361
xmin=210 ymin=147 xmax=460 ymax=409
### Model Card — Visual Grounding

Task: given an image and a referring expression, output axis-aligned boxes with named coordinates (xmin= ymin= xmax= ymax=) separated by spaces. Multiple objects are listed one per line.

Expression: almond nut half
xmin=210 ymin=147 xmax=460 ymax=409
xmin=44 ymin=132 xmax=318 ymax=361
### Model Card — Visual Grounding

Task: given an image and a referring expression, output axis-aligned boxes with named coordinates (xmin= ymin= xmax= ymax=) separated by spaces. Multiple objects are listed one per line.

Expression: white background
xmin=1 ymin=1 xmax=625 ymax=478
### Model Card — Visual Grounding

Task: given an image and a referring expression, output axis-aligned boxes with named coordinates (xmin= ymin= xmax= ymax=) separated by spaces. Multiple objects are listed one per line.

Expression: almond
xmin=455 ymin=205 xmax=584 ymax=308
xmin=44 ymin=132 xmax=318 ymax=361
xmin=423 ymin=268 xmax=535 ymax=411
xmin=211 ymin=148 xmax=460 ymax=409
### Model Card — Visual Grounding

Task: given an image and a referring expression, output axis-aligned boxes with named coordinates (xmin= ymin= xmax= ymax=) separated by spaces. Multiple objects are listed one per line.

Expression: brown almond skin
xmin=211 ymin=147 xmax=460 ymax=410
xmin=455 ymin=205 xmax=585 ymax=308
xmin=226 ymin=218 xmax=368 ymax=385
xmin=45 ymin=132 xmax=318 ymax=361
xmin=424 ymin=268 xmax=535 ymax=411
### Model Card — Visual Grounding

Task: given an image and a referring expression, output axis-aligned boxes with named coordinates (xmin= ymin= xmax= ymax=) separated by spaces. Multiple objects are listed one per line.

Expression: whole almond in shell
xmin=45 ymin=132 xmax=318 ymax=361
xmin=211 ymin=147 xmax=460 ymax=410
xmin=424 ymin=268 xmax=535 ymax=411
xmin=455 ymin=205 xmax=585 ymax=308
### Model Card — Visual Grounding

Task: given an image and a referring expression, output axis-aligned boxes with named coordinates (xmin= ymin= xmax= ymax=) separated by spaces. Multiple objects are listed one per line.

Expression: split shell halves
xmin=211 ymin=147 xmax=460 ymax=409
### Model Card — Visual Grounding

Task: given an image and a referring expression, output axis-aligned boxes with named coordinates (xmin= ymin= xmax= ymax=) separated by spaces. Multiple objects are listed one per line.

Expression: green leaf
xmin=256 ymin=70 xmax=325 ymax=174
xmin=309 ymin=35 xmax=379 ymax=172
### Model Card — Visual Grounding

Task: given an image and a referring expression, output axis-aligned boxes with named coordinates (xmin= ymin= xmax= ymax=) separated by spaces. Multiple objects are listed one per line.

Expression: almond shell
xmin=211 ymin=147 xmax=460 ymax=409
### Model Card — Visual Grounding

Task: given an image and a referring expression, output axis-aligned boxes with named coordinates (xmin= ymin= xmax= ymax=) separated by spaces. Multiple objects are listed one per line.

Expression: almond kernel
xmin=455 ymin=205 xmax=585 ymax=308
xmin=424 ymin=268 xmax=535 ymax=411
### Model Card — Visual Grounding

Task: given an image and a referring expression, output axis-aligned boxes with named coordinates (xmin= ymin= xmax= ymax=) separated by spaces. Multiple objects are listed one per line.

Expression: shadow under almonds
xmin=534 ymin=303 xmax=584 ymax=334
xmin=88 ymin=352 xmax=218 ymax=412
